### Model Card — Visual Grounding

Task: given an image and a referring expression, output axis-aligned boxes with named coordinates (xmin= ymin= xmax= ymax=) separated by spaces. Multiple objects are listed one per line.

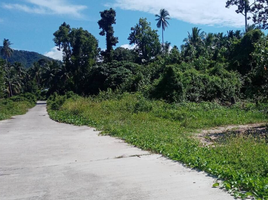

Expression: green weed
xmin=0 ymin=95 xmax=35 ymax=120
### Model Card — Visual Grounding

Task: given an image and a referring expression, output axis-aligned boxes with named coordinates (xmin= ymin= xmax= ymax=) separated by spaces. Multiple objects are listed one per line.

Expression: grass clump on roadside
xmin=0 ymin=93 xmax=36 ymax=120
xmin=48 ymin=92 xmax=268 ymax=199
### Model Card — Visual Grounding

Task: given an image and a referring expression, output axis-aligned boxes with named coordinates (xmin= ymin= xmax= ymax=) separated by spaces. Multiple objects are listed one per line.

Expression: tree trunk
xmin=8 ymin=82 xmax=12 ymax=97
xmin=245 ymin=1 xmax=248 ymax=32
xmin=162 ymin=28 xmax=164 ymax=46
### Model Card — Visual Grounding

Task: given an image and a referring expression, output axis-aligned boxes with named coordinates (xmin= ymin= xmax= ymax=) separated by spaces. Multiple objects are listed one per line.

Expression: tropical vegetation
xmin=1 ymin=4 xmax=268 ymax=198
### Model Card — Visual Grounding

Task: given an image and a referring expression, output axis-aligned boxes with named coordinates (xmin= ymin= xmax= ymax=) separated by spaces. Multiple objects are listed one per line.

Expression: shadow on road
xmin=36 ymin=101 xmax=47 ymax=105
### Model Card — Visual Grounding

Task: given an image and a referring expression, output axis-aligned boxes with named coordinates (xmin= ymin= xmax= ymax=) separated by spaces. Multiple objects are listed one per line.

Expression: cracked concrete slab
xmin=0 ymin=102 xmax=234 ymax=200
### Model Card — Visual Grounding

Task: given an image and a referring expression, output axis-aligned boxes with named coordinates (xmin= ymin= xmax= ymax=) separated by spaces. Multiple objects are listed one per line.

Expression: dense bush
xmin=150 ymin=64 xmax=242 ymax=103
xmin=0 ymin=94 xmax=36 ymax=120
xmin=47 ymin=91 xmax=78 ymax=110
xmin=243 ymin=35 xmax=268 ymax=102
xmin=84 ymin=61 xmax=142 ymax=95
xmin=229 ymin=29 xmax=263 ymax=75
xmin=150 ymin=65 xmax=185 ymax=102
xmin=9 ymin=93 xmax=37 ymax=105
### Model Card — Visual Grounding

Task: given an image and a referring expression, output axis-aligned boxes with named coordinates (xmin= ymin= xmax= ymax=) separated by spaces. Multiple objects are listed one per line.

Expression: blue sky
xmin=0 ymin=0 xmax=248 ymax=60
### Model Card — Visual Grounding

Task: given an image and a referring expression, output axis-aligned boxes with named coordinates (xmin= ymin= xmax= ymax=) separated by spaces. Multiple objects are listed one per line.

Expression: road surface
xmin=0 ymin=102 xmax=234 ymax=200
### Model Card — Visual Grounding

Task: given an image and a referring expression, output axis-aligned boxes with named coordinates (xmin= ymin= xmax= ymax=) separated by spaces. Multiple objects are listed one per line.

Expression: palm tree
xmin=3 ymin=63 xmax=24 ymax=97
xmin=182 ymin=27 xmax=205 ymax=60
xmin=1 ymin=39 xmax=13 ymax=62
xmin=184 ymin=27 xmax=205 ymax=47
xmin=155 ymin=9 xmax=170 ymax=45
xmin=1 ymin=39 xmax=14 ymax=97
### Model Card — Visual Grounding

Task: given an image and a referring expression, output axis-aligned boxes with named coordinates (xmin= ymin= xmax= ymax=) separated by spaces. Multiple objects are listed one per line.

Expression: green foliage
xmin=128 ymin=18 xmax=161 ymax=63
xmin=0 ymin=60 xmax=4 ymax=98
xmin=98 ymin=8 xmax=118 ymax=62
xmin=112 ymin=47 xmax=136 ymax=62
xmin=54 ymin=23 xmax=98 ymax=69
xmin=229 ymin=29 xmax=263 ymax=75
xmin=47 ymin=91 xmax=78 ymax=110
xmin=85 ymin=61 xmax=142 ymax=94
xmin=182 ymin=27 xmax=206 ymax=61
xmin=3 ymin=62 xmax=27 ymax=97
xmin=9 ymin=92 xmax=37 ymax=105
xmin=150 ymin=65 xmax=184 ymax=102
xmin=0 ymin=94 xmax=36 ymax=120
xmin=166 ymin=46 xmax=181 ymax=64
xmin=70 ymin=28 xmax=99 ymax=68
xmin=4 ymin=17 xmax=268 ymax=106
xmin=150 ymin=63 xmax=242 ymax=103
xmin=244 ymin=35 xmax=268 ymax=102
xmin=53 ymin=22 xmax=98 ymax=95
xmin=47 ymin=94 xmax=268 ymax=198
xmin=1 ymin=39 xmax=13 ymax=61
xmin=21 ymin=92 xmax=37 ymax=104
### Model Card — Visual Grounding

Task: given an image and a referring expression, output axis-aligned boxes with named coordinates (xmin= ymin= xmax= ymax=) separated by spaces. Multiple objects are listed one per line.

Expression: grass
xmin=0 ymin=97 xmax=35 ymax=120
xmin=48 ymin=93 xmax=268 ymax=199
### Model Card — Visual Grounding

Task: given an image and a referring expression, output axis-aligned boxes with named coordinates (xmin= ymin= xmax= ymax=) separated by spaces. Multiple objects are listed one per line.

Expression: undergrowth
xmin=48 ymin=92 xmax=268 ymax=199
xmin=0 ymin=93 xmax=36 ymax=120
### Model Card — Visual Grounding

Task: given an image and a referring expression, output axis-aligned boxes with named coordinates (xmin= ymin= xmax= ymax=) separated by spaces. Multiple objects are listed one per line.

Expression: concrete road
xmin=0 ymin=102 xmax=234 ymax=200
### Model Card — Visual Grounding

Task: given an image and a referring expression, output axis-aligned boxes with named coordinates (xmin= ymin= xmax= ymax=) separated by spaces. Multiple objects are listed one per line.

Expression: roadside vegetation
xmin=0 ymin=93 xmax=36 ymax=120
xmin=1 ymin=1 xmax=268 ymax=198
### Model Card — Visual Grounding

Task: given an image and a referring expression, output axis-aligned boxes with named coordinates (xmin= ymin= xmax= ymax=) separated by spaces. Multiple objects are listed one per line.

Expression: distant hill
xmin=0 ymin=47 xmax=53 ymax=68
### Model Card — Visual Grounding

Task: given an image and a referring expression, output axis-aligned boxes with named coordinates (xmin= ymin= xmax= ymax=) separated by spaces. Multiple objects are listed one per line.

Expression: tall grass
xmin=48 ymin=93 xmax=268 ymax=199
xmin=0 ymin=94 xmax=36 ymax=120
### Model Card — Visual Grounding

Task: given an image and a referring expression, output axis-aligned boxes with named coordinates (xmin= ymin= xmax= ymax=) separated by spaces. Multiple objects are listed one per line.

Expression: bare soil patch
xmin=196 ymin=123 xmax=268 ymax=146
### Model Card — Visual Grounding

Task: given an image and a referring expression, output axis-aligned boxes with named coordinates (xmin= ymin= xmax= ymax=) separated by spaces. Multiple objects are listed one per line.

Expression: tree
xmin=1 ymin=39 xmax=13 ymax=62
xmin=70 ymin=28 xmax=98 ymax=93
xmin=155 ymin=9 xmax=170 ymax=45
xmin=161 ymin=42 xmax=171 ymax=55
xmin=53 ymin=23 xmax=98 ymax=94
xmin=53 ymin=23 xmax=72 ymax=66
xmin=1 ymin=39 xmax=14 ymax=97
xmin=128 ymin=18 xmax=161 ymax=63
xmin=3 ymin=62 xmax=26 ymax=97
xmin=229 ymin=29 xmax=263 ymax=74
xmin=167 ymin=46 xmax=181 ymax=64
xmin=226 ymin=0 xmax=255 ymax=32
xmin=181 ymin=27 xmax=205 ymax=60
xmin=0 ymin=59 xmax=4 ymax=98
xmin=98 ymin=8 xmax=118 ymax=62
xmin=69 ymin=28 xmax=98 ymax=68
xmin=251 ymin=0 xmax=268 ymax=29
xmin=113 ymin=47 xmax=135 ymax=62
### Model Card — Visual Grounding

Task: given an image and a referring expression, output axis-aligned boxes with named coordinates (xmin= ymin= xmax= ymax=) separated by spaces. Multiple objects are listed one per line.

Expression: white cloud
xmin=112 ymin=0 xmax=249 ymax=27
xmin=2 ymin=0 xmax=87 ymax=18
xmin=2 ymin=3 xmax=46 ymax=14
xmin=120 ymin=44 xmax=136 ymax=49
xmin=44 ymin=47 xmax=63 ymax=61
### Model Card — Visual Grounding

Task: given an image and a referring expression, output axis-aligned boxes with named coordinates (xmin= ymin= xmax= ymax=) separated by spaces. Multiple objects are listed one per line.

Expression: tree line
xmin=0 ymin=4 xmax=268 ymax=103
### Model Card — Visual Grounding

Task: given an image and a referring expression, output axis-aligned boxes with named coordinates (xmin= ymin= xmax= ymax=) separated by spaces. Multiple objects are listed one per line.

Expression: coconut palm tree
xmin=1 ymin=39 xmax=13 ymax=62
xmin=3 ymin=63 xmax=25 ymax=97
xmin=182 ymin=27 xmax=205 ymax=60
xmin=155 ymin=9 xmax=170 ymax=45
xmin=1 ymin=39 xmax=14 ymax=97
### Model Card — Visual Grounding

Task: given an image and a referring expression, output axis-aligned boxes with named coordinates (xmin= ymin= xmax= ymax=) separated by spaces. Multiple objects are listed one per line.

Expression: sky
xmin=0 ymin=0 xmax=250 ymax=60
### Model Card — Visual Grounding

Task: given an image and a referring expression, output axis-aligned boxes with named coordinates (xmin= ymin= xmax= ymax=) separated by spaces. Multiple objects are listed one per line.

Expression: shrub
xmin=150 ymin=65 xmax=185 ymax=103
xmin=47 ymin=91 xmax=79 ymax=110
xmin=150 ymin=64 xmax=242 ymax=103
